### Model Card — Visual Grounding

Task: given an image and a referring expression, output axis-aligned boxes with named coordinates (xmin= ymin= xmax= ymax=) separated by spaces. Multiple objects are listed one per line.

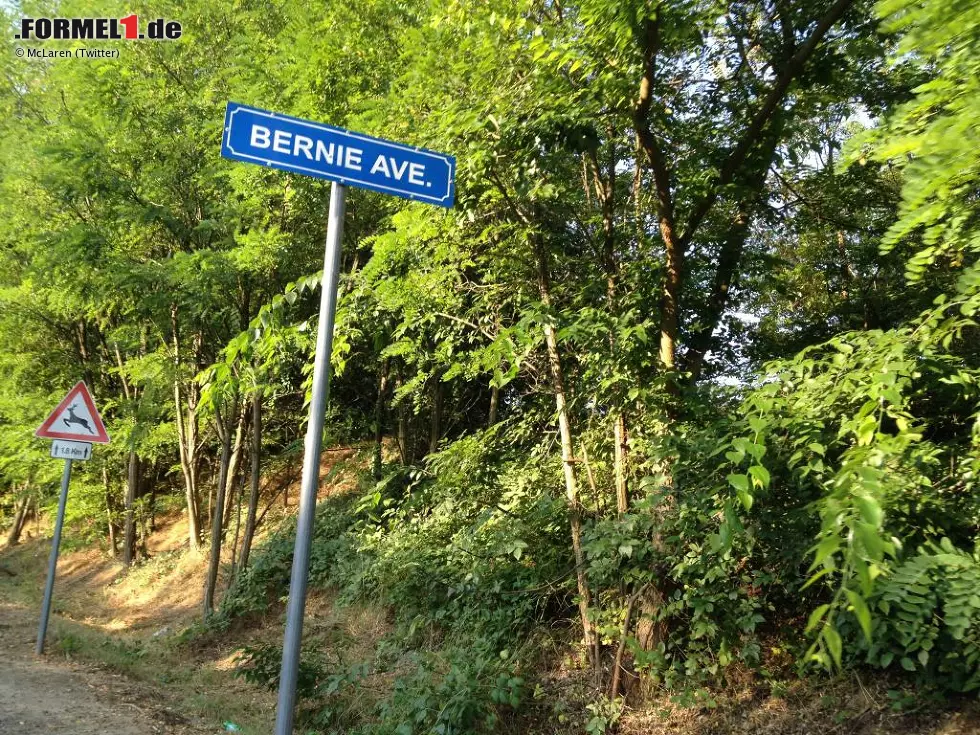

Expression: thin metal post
xmin=274 ymin=182 xmax=346 ymax=734
xmin=36 ymin=458 xmax=72 ymax=655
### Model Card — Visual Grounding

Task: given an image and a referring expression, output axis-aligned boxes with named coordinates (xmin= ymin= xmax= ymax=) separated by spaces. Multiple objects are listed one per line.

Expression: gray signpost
xmin=33 ymin=381 xmax=110 ymax=654
xmin=220 ymin=101 xmax=455 ymax=733
xmin=36 ymin=458 xmax=72 ymax=654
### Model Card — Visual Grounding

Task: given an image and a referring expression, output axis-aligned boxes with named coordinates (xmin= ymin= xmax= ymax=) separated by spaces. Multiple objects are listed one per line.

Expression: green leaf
xmin=802 ymin=567 xmax=832 ymax=590
xmin=737 ymin=488 xmax=754 ymax=511
xmin=727 ymin=473 xmax=749 ymax=493
xmin=855 ymin=523 xmax=885 ymax=561
xmin=822 ymin=626 xmax=843 ymax=669
xmin=748 ymin=464 xmax=771 ymax=489
xmin=806 ymin=604 xmax=830 ymax=634
xmin=856 ymin=496 xmax=883 ymax=527
xmin=809 ymin=536 xmax=840 ymax=572
xmin=845 ymin=589 xmax=873 ymax=643
xmin=725 ymin=449 xmax=745 ymax=465
xmin=856 ymin=416 xmax=878 ymax=446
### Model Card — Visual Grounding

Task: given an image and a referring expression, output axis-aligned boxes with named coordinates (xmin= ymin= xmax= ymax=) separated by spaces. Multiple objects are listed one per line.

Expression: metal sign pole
xmin=274 ymin=182 xmax=346 ymax=734
xmin=36 ymin=458 xmax=72 ymax=654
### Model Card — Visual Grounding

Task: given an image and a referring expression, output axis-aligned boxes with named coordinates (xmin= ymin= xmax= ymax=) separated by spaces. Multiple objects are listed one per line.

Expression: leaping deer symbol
xmin=63 ymin=403 xmax=94 ymax=434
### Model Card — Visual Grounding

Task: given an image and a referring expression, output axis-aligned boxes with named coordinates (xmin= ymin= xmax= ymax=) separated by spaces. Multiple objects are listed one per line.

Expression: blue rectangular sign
xmin=221 ymin=102 xmax=455 ymax=208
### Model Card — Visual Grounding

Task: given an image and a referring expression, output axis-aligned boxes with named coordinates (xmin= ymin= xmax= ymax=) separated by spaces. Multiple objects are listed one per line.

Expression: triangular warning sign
xmin=35 ymin=381 xmax=110 ymax=444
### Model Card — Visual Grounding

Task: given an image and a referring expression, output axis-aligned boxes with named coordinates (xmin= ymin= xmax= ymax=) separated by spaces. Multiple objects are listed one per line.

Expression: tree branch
xmin=679 ymin=0 xmax=856 ymax=248
xmin=632 ymin=14 xmax=675 ymax=231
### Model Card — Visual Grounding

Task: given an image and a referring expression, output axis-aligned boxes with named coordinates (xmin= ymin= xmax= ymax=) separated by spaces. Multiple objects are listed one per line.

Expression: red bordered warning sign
xmin=35 ymin=381 xmax=110 ymax=444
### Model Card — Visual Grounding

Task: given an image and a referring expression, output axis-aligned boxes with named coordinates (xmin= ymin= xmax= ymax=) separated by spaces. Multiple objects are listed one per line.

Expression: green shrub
xmin=365 ymin=639 xmax=525 ymax=735
xmin=221 ymin=434 xmax=564 ymax=731
xmin=866 ymin=540 xmax=980 ymax=691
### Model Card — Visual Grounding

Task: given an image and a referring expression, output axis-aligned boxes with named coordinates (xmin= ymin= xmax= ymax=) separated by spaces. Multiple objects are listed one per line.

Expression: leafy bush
xmin=236 ymin=642 xmax=328 ymax=700
xmin=214 ymin=490 xmax=360 ymax=627
xmin=366 ymin=639 xmax=525 ymax=735
xmin=663 ymin=283 xmax=980 ymax=683
xmin=584 ymin=479 xmax=772 ymax=688
xmin=867 ymin=540 xmax=980 ymax=691
xmin=221 ymin=433 xmax=568 ymax=730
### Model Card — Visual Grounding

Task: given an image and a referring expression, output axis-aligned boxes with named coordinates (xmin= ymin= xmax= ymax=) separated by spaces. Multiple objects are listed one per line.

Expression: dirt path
xmin=0 ymin=603 xmax=202 ymax=735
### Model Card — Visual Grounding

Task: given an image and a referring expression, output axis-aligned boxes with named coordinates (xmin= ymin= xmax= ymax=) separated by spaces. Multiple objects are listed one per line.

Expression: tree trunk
xmin=110 ymin=340 xmax=135 ymax=560
xmin=396 ymin=369 xmax=411 ymax=465
xmin=21 ymin=499 xmax=33 ymax=539
xmin=683 ymin=118 xmax=783 ymax=383
xmin=533 ymin=236 xmax=594 ymax=652
xmin=123 ymin=451 xmax=139 ymax=566
xmin=593 ymin=140 xmax=630 ymax=514
xmin=373 ymin=358 xmax=389 ymax=478
xmin=222 ymin=404 xmax=248 ymax=530
xmin=204 ymin=400 xmax=235 ymax=618
xmin=238 ymin=388 xmax=262 ymax=572
xmin=102 ymin=468 xmax=118 ymax=557
xmin=175 ymin=380 xmax=202 ymax=551
xmin=488 ymin=384 xmax=499 ymax=427
xmin=229 ymin=458 xmax=246 ymax=582
xmin=609 ymin=583 xmax=647 ymax=699
xmin=137 ymin=486 xmax=150 ymax=560
xmin=613 ymin=413 xmax=628 ymax=515
xmin=659 ymin=221 xmax=683 ymax=372
xmin=207 ymin=463 xmax=216 ymax=528
xmin=145 ymin=463 xmax=158 ymax=534
xmin=172 ymin=305 xmax=202 ymax=552
xmin=683 ymin=211 xmax=751 ymax=382
xmin=632 ymin=17 xmax=681 ymax=375
xmin=635 ymin=585 xmax=668 ymax=654
xmin=5 ymin=492 xmax=29 ymax=547
xmin=413 ymin=410 xmax=425 ymax=465
xmin=428 ymin=372 xmax=443 ymax=455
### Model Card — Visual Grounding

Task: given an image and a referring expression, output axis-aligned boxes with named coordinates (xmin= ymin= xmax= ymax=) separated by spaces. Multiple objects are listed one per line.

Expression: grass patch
xmin=45 ymin=619 xmax=275 ymax=734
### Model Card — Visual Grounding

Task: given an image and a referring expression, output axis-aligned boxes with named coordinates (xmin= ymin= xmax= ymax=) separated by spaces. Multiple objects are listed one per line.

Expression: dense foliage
xmin=1 ymin=0 xmax=978 ymax=731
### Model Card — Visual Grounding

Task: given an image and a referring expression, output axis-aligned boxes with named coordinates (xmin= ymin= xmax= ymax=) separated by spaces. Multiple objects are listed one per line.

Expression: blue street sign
xmin=221 ymin=102 xmax=455 ymax=207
